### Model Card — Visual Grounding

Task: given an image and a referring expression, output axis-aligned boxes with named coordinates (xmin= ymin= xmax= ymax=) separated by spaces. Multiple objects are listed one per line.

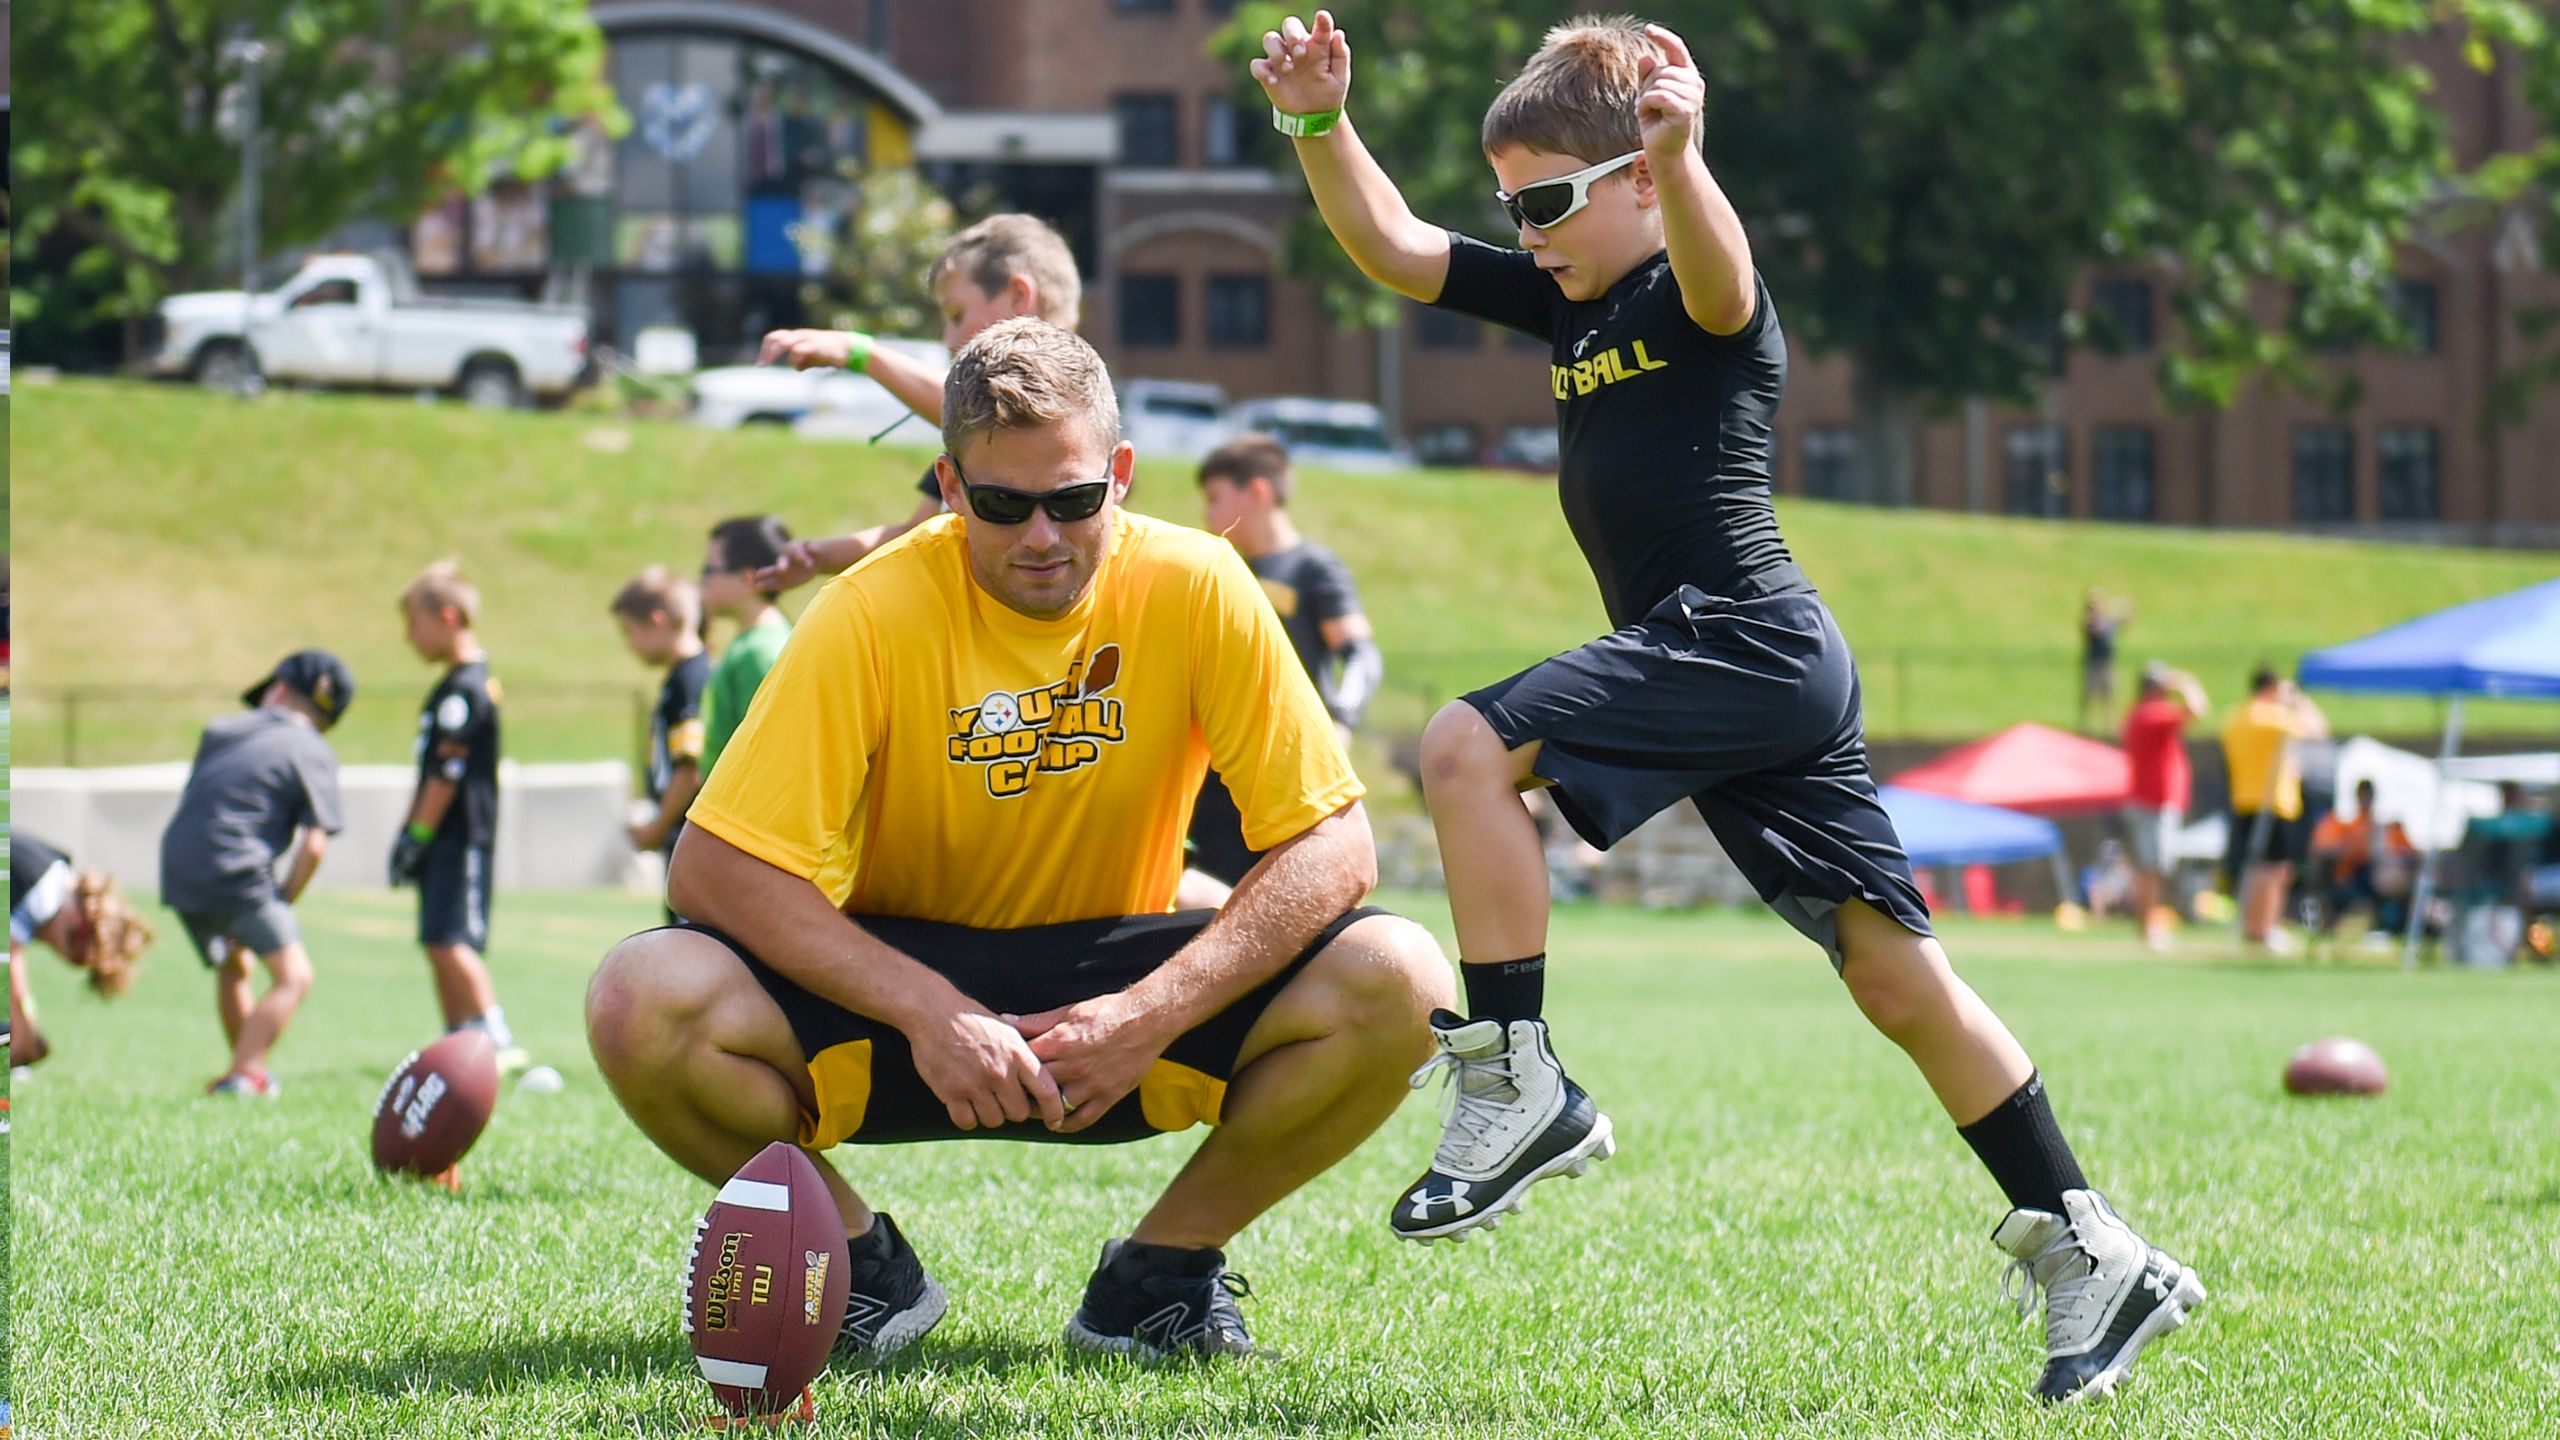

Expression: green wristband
xmin=1271 ymin=105 xmax=1342 ymax=139
xmin=842 ymin=330 xmax=876 ymax=373
xmin=406 ymin=822 xmax=436 ymax=844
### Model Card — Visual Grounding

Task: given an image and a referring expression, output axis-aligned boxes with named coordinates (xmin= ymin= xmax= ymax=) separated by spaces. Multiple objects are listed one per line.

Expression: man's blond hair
xmin=609 ymin=566 xmax=701 ymax=632
xmin=927 ymin=215 xmax=1082 ymax=329
xmin=1482 ymin=15 xmax=1677 ymax=162
xmin=403 ymin=559 xmax=480 ymax=624
xmin=941 ymin=317 xmax=1121 ymax=457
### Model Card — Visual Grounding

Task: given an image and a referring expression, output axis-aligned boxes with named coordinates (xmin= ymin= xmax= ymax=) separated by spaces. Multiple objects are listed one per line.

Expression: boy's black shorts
xmin=1465 ymin=585 xmax=1932 ymax=966
xmin=682 ymin=905 xmax=1393 ymax=1150
xmin=417 ymin=836 xmax=492 ymax=948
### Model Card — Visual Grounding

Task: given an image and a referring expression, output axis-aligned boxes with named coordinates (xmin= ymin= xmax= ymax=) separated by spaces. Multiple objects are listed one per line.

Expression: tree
xmin=1217 ymin=1 xmax=2559 ymax=499
xmin=13 ymin=0 xmax=622 ymax=364
xmin=804 ymin=165 xmax=978 ymax=341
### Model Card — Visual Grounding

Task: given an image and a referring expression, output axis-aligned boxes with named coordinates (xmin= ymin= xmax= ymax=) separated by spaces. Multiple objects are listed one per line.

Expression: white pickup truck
xmin=146 ymin=254 xmax=591 ymax=407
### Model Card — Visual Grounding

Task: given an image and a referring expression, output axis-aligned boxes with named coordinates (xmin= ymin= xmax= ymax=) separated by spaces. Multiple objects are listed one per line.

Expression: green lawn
xmin=10 ymin=379 xmax=2554 ymax=778
xmin=11 ymin=887 xmax=2559 ymax=1437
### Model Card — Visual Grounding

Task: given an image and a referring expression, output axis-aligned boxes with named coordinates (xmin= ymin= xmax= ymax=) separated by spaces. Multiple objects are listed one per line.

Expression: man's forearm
xmin=668 ymin=826 xmax=972 ymax=1033
xmin=1125 ymin=802 xmax=1376 ymax=1034
xmin=639 ymin=765 xmax=702 ymax=849
xmin=1292 ymin=123 xmax=1450 ymax=302
xmin=1654 ymin=147 xmax=1755 ymax=333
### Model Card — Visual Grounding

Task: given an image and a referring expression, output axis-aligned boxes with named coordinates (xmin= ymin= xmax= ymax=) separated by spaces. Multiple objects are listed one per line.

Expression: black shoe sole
xmin=1396 ymin=1111 xmax=1616 ymax=1243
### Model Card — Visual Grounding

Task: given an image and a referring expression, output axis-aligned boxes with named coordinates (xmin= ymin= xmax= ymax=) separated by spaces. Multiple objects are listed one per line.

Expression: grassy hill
xmin=12 ymin=378 xmax=2554 ymax=787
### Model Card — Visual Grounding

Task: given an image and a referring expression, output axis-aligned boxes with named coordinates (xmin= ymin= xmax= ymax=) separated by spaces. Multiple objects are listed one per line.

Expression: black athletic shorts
xmin=1465 ymin=585 xmax=1932 ymax=966
xmin=417 ymin=836 xmax=492 ymax=949
xmin=687 ymin=905 xmax=1394 ymax=1149
xmin=2223 ymin=810 xmax=2308 ymax=880
xmin=1184 ymin=775 xmax=1262 ymax=887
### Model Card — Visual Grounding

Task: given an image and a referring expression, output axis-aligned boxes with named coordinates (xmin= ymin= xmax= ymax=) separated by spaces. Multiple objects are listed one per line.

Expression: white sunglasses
xmin=1496 ymin=150 xmax=1643 ymax=231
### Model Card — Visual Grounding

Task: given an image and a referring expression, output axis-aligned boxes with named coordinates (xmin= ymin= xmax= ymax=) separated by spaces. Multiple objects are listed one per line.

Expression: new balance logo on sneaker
xmin=1391 ymin=1009 xmax=1615 ymax=1243
xmin=1992 ymin=1189 xmax=2206 ymax=1402
xmin=1064 ymin=1239 xmax=1255 ymax=1359
xmin=832 ymin=1211 xmax=948 ymax=1361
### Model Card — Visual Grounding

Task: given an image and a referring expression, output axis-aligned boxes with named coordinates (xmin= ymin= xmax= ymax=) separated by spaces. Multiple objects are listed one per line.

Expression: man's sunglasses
xmin=948 ymin=457 xmax=1114 ymax=526
xmin=1496 ymin=150 xmax=1642 ymax=231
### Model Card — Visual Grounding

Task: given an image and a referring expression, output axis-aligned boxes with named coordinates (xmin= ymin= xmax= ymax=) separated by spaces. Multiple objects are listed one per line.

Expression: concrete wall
xmin=12 ymin=762 xmax=648 ymax=895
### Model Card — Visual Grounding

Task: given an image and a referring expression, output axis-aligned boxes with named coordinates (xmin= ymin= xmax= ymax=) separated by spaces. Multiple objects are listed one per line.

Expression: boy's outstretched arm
xmin=1637 ymin=25 xmax=1755 ymax=336
xmin=1253 ymin=11 xmax=1450 ymax=302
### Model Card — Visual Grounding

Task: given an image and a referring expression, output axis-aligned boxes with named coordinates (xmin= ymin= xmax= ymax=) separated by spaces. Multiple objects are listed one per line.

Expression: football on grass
xmin=2284 ymin=1035 xmax=2389 ymax=1097
xmin=686 ymin=1142 xmax=851 ymax=1417
xmin=370 ymin=1029 xmax=500 ymax=1177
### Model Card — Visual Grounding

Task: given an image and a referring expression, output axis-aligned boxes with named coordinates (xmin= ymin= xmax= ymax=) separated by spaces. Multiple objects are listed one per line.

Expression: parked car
xmin=1225 ymin=396 xmax=1410 ymax=472
xmin=687 ymin=338 xmax=950 ymax=438
xmin=1488 ymin=425 xmax=1561 ymax=473
xmin=1120 ymin=378 xmax=1235 ymax=463
xmin=145 ymin=254 xmax=590 ymax=407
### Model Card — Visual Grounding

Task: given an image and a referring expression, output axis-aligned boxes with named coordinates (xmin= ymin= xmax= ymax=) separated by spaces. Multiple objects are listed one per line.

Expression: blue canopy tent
xmin=2297 ymin=579 xmax=2560 ymax=965
xmin=1877 ymin=786 xmax=2070 ymax=913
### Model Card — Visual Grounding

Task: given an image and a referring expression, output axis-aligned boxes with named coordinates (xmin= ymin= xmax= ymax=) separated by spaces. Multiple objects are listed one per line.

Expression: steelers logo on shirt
xmin=946 ymin=646 xmax=1129 ymax=799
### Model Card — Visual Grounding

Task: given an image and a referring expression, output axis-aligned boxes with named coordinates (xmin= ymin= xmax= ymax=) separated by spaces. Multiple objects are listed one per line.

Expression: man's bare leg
xmin=425 ymin=941 xmax=501 ymax=1029
xmin=1131 ymin=915 xmax=1448 ymax=1249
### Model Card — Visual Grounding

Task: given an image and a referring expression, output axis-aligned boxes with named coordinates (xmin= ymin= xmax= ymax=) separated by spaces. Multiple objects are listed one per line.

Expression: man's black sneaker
xmin=1063 ymin=1239 xmax=1255 ymax=1358
xmin=832 ymin=1211 xmax=947 ymax=1360
xmin=1994 ymin=1189 xmax=2206 ymax=1402
xmin=1391 ymin=1010 xmax=1615 ymax=1243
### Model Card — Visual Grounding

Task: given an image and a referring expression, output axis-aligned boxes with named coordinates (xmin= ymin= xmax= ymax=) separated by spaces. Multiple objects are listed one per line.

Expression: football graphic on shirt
xmin=1080 ymin=645 xmax=1121 ymax=696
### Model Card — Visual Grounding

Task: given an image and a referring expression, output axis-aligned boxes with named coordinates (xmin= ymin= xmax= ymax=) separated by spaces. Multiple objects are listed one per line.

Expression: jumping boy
xmin=1256 ymin=11 xmax=2201 ymax=1401
xmin=611 ymin=567 xmax=711 ymax=920
xmin=1188 ymin=434 xmax=1383 ymax=888
xmin=754 ymin=214 xmax=1085 ymax=586
xmin=392 ymin=561 xmax=526 ymax=1071
xmin=159 ymin=650 xmax=351 ymax=1094
xmin=696 ymin=515 xmax=796 ymax=780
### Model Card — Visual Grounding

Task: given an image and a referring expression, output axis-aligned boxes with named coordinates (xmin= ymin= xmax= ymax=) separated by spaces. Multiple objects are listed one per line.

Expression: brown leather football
xmin=370 ymin=1029 xmax=500 ymax=1178
xmin=2283 ymin=1036 xmax=2388 ymax=1097
xmin=686 ymin=1142 xmax=851 ymax=1418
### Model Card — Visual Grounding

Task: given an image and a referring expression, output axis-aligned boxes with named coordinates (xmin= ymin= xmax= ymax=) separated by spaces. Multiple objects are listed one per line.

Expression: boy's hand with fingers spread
xmin=1636 ymin=24 xmax=1705 ymax=164
xmin=1252 ymin=10 xmax=1351 ymax=117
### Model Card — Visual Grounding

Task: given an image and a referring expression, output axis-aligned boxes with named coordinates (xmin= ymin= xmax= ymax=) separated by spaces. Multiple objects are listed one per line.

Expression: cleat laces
xmin=2001 ymin=1223 xmax=2102 ymax=1350
xmin=1410 ymin=1047 xmax=1523 ymax=1171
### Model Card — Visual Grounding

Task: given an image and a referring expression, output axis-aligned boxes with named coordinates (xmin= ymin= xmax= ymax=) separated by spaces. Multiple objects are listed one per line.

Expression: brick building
xmin=486 ymin=2 xmax=2555 ymax=544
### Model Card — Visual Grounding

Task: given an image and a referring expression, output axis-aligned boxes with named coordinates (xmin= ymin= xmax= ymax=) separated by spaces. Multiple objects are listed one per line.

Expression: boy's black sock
xmin=1958 ymin=1072 xmax=2089 ymax=1215
xmin=1462 ymin=954 xmax=1546 ymax=1024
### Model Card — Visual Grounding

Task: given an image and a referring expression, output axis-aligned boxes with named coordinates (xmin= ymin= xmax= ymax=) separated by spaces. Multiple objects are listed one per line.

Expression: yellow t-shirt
xmin=2221 ymin=697 xmax=2306 ymax=819
xmin=687 ymin=511 xmax=1364 ymax=928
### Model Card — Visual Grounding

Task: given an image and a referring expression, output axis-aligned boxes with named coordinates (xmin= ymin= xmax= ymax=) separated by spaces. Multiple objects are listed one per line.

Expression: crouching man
xmin=588 ymin=318 xmax=1449 ymax=1364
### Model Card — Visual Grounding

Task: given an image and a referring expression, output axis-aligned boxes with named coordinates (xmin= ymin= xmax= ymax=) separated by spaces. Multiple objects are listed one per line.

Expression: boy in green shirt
xmin=698 ymin=514 xmax=795 ymax=776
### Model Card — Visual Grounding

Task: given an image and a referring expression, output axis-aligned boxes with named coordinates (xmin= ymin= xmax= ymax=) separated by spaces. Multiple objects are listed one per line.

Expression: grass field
xmin=11 ymin=886 xmax=2559 ymax=1437
xmin=11 ymin=378 xmax=2555 ymax=776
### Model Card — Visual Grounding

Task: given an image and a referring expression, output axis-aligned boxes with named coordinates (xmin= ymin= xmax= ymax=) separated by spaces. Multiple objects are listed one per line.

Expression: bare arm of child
xmin=1253 ymin=11 xmax=1452 ymax=302
xmin=1636 ymin=25 xmax=1756 ymax=336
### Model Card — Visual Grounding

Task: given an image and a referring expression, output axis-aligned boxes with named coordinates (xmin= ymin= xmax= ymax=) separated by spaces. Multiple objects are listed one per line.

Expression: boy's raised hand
xmin=1251 ymin=10 xmax=1352 ymax=117
xmin=1636 ymin=24 xmax=1704 ymax=162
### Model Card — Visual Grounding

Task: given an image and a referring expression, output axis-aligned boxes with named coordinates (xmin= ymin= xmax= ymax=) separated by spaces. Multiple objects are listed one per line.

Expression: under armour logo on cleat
xmin=1407 ymin=1183 xmax=1475 ymax=1221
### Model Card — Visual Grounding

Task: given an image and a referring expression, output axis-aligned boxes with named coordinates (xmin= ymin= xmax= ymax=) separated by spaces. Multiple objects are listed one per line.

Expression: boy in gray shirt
xmin=159 ymin=650 xmax=352 ymax=1097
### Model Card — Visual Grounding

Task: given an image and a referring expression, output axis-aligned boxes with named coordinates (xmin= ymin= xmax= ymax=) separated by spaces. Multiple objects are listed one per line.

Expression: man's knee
xmin=1419 ymin=702 xmax=1509 ymax=797
xmin=586 ymin=931 xmax=726 ymax=1072
xmin=1306 ymin=914 xmax=1452 ymax=1041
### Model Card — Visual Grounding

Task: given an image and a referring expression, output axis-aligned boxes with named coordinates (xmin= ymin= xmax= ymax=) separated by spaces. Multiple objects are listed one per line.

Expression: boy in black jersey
xmin=391 ymin=561 xmax=526 ymax=1071
xmin=1186 ymin=434 xmax=1383 ymax=890
xmin=1258 ymin=11 xmax=2200 ymax=1401
xmin=610 ymin=567 xmax=711 ymax=922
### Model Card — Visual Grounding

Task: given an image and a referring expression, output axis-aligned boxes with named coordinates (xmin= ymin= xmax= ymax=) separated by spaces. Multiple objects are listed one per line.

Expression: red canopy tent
xmin=1889 ymin=722 xmax=2132 ymax=817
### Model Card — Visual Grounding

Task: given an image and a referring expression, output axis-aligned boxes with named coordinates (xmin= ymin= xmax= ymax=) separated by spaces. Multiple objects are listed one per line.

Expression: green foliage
xmin=12 ymin=0 xmax=623 ymax=344
xmin=805 ymin=166 xmax=973 ymax=340
xmin=1215 ymin=1 xmax=2558 ymax=413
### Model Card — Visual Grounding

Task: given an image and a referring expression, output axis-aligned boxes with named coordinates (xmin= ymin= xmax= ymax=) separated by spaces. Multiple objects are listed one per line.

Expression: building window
xmin=2089 ymin=277 xmax=2155 ymax=352
xmin=2091 ymin=427 xmax=2155 ymax=520
xmin=1802 ymin=427 xmax=1858 ymax=500
xmin=2292 ymin=425 xmax=2355 ymax=522
xmin=2003 ymin=425 xmax=2068 ymax=517
xmin=1115 ymin=93 xmax=1179 ymax=168
xmin=2378 ymin=426 xmax=2440 ymax=521
xmin=2390 ymin=279 xmax=2440 ymax=356
xmin=1113 ymin=0 xmax=1175 ymax=12
xmin=1119 ymin=273 xmax=1180 ymax=348
xmin=1207 ymin=274 xmax=1270 ymax=348
xmin=1202 ymin=94 xmax=1261 ymax=168
xmin=1415 ymin=305 xmax=1484 ymax=350
xmin=2011 ymin=312 xmax=2067 ymax=376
